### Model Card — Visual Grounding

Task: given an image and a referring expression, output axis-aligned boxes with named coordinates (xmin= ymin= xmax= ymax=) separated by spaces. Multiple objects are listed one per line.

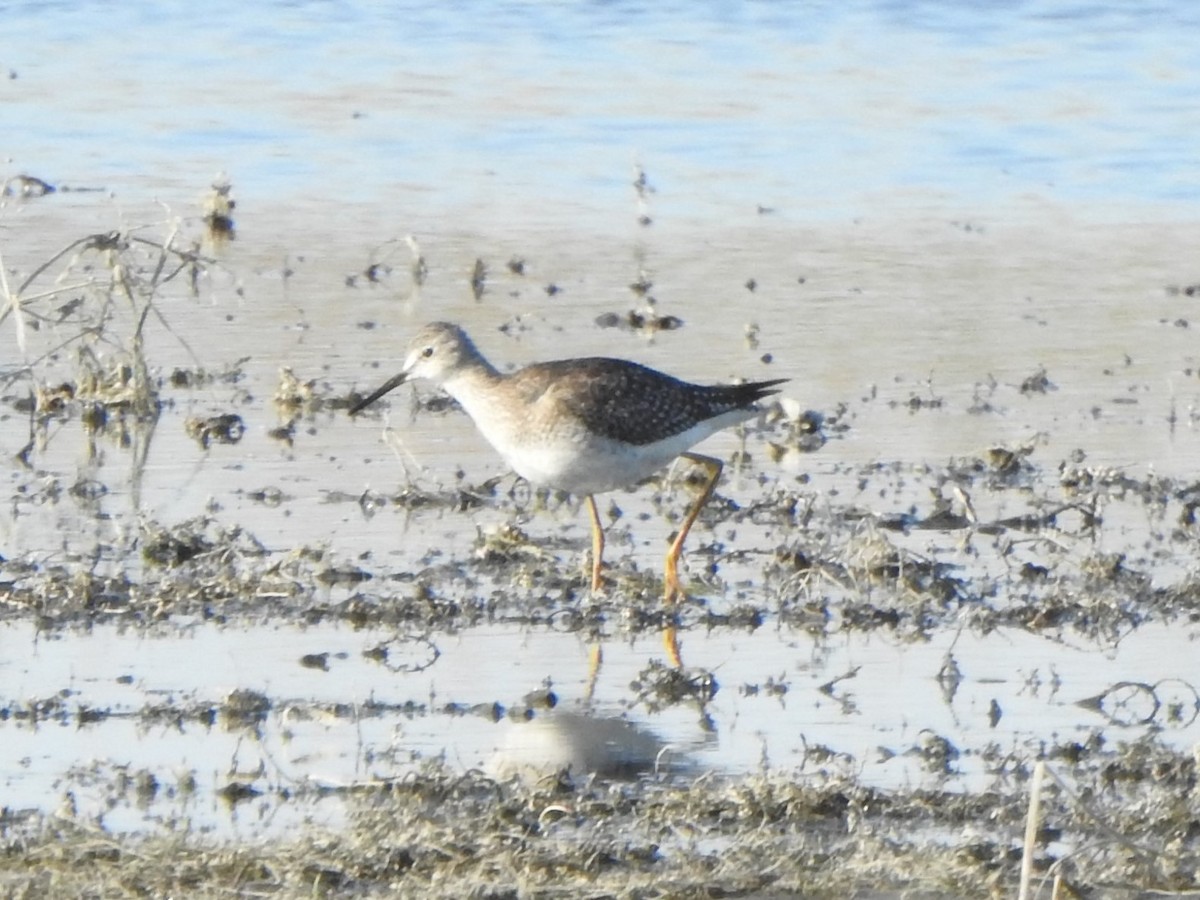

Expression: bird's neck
xmin=442 ymin=363 xmax=527 ymax=453
xmin=441 ymin=360 xmax=503 ymax=412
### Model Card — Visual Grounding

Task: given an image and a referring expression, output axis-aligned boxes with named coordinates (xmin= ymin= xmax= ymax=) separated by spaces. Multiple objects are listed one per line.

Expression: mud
xmin=2 ymin=745 xmax=1198 ymax=897
xmin=2 ymin=197 xmax=1200 ymax=897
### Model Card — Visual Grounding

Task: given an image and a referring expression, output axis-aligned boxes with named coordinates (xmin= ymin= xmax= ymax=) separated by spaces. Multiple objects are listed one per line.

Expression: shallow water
xmin=4 ymin=616 xmax=1197 ymax=836
xmin=5 ymin=1 xmax=1200 ymax=222
xmin=1 ymin=0 xmax=1199 ymax=843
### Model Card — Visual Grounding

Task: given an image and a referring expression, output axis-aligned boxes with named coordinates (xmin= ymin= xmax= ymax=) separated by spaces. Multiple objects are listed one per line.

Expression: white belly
xmin=492 ymin=420 xmax=733 ymax=496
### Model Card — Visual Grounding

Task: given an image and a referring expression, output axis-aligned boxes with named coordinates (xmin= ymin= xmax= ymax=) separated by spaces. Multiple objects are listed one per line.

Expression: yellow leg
xmin=660 ymin=452 xmax=720 ymax=670
xmin=584 ymin=499 xmax=604 ymax=699
xmin=662 ymin=625 xmax=683 ymax=668
xmin=664 ymin=452 xmax=722 ymax=604
xmin=585 ymin=494 xmax=605 ymax=593
xmin=585 ymin=641 xmax=603 ymax=706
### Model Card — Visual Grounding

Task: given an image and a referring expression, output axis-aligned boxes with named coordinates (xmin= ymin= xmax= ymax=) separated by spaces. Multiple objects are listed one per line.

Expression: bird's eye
xmin=421 ymin=347 xmax=434 ymax=358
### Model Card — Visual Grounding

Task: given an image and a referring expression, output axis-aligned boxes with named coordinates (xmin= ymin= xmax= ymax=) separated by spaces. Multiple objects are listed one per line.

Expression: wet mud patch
xmin=3 ymin=209 xmax=1200 ymax=898
xmin=3 ymin=452 xmax=1200 ymax=896
xmin=3 ymin=744 xmax=1199 ymax=897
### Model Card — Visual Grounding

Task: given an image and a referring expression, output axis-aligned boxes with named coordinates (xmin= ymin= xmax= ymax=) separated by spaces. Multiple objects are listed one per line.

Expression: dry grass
xmin=2 ymin=748 xmax=1198 ymax=898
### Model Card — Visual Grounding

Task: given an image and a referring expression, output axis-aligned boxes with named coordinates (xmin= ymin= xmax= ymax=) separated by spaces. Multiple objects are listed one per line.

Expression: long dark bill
xmin=349 ymin=371 xmax=409 ymax=416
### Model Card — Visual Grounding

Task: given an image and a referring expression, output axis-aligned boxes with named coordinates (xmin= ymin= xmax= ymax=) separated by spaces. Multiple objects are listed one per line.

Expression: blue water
xmin=2 ymin=1 xmax=1198 ymax=225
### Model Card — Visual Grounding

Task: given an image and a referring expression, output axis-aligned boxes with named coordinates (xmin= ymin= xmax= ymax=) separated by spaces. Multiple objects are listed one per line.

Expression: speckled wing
xmin=533 ymin=358 xmax=786 ymax=447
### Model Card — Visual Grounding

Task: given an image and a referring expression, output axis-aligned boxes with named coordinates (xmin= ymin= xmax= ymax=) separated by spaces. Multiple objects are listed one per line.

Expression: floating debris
xmin=1019 ymin=365 xmax=1054 ymax=395
xmin=202 ymin=175 xmax=236 ymax=240
xmin=299 ymin=652 xmax=331 ymax=671
xmin=185 ymin=413 xmax=245 ymax=448
xmin=2 ymin=174 xmax=55 ymax=198
xmin=594 ymin=309 xmax=684 ymax=333
xmin=274 ymin=367 xmax=320 ymax=415
xmin=470 ymin=257 xmax=487 ymax=300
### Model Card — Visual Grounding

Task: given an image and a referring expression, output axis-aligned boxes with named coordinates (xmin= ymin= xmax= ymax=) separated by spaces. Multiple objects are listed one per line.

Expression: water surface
xmin=1 ymin=0 xmax=1198 ymax=841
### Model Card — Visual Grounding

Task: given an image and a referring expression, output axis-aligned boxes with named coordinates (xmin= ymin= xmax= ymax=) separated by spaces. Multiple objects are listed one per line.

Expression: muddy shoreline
xmin=4 ymin=386 xmax=1200 ymax=896
xmin=2 ymin=203 xmax=1200 ymax=896
xmin=3 ymin=740 xmax=1197 ymax=896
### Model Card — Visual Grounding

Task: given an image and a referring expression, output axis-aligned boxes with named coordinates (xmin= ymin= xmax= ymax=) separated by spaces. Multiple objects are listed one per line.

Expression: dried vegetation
xmin=2 ymin=202 xmax=1200 ymax=896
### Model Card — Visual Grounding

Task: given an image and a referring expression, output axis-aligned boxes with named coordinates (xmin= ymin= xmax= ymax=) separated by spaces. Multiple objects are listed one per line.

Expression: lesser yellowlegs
xmin=350 ymin=321 xmax=786 ymax=605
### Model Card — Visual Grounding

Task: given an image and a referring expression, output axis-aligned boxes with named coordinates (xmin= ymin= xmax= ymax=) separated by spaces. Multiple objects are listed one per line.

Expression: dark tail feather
xmin=739 ymin=377 xmax=789 ymax=406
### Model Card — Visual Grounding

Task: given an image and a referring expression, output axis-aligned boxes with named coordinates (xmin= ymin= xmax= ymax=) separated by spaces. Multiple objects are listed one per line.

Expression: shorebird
xmin=350 ymin=322 xmax=785 ymax=605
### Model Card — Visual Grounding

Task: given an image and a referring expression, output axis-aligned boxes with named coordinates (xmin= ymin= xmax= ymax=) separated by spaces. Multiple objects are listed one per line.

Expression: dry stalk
xmin=1019 ymin=759 xmax=1045 ymax=900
